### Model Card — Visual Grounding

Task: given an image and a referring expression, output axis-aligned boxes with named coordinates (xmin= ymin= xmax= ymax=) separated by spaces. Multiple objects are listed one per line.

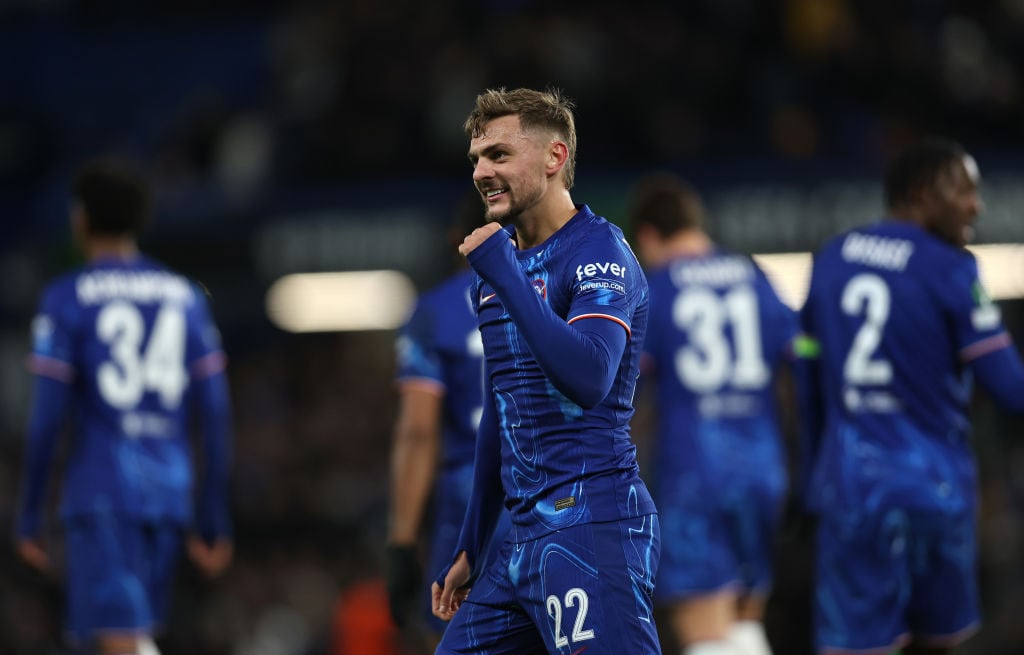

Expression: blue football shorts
xmin=655 ymin=480 xmax=783 ymax=602
xmin=436 ymin=514 xmax=661 ymax=655
xmin=814 ymin=508 xmax=980 ymax=653
xmin=63 ymin=514 xmax=183 ymax=642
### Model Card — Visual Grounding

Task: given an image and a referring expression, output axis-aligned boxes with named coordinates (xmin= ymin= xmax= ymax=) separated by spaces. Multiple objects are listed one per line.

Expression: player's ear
xmin=545 ymin=140 xmax=569 ymax=179
xmin=914 ymin=178 xmax=945 ymax=218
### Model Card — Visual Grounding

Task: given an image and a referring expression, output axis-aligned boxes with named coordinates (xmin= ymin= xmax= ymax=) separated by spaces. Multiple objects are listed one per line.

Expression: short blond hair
xmin=463 ymin=87 xmax=577 ymax=190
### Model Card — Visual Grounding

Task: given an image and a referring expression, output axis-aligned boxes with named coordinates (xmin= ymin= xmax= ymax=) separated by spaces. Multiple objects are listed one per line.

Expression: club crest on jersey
xmin=971 ymin=280 xmax=1001 ymax=330
xmin=532 ymin=278 xmax=547 ymax=299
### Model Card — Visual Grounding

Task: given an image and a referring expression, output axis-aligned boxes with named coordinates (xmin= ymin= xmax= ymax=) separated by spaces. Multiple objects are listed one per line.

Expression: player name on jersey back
xmin=670 ymin=256 xmax=754 ymax=287
xmin=841 ymin=232 xmax=915 ymax=271
xmin=77 ymin=270 xmax=193 ymax=305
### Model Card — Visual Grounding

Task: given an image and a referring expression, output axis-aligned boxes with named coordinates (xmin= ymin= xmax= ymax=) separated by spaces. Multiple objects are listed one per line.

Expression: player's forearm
xmin=468 ymin=232 xmax=624 ymax=408
xmin=388 ymin=424 xmax=440 ymax=544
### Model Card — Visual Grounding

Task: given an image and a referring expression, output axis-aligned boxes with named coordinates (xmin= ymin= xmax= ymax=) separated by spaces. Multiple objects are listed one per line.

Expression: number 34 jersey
xmin=801 ymin=220 xmax=1008 ymax=515
xmin=643 ymin=248 xmax=799 ymax=509
xmin=27 ymin=255 xmax=226 ymax=524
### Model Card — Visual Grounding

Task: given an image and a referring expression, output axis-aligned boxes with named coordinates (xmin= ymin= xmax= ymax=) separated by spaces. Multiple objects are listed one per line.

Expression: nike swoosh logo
xmin=479 ymin=293 xmax=497 ymax=304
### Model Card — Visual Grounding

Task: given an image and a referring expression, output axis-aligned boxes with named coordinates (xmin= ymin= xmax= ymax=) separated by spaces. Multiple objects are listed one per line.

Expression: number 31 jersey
xmin=27 ymin=255 xmax=226 ymax=524
xmin=801 ymin=220 xmax=1008 ymax=515
xmin=643 ymin=249 xmax=799 ymax=508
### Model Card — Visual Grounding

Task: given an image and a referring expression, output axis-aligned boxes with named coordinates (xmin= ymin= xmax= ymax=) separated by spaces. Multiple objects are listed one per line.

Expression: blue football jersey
xmin=395 ymin=268 xmax=484 ymax=469
xmin=643 ymin=249 xmax=799 ymax=508
xmin=801 ymin=219 xmax=1009 ymax=514
xmin=26 ymin=255 xmax=226 ymax=525
xmin=472 ymin=205 xmax=656 ymax=541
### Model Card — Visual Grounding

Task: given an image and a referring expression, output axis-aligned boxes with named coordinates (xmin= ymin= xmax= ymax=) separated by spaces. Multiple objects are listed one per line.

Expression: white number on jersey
xmin=841 ymin=273 xmax=893 ymax=385
xmin=546 ymin=587 xmax=596 ymax=648
xmin=673 ymin=285 xmax=769 ymax=393
xmin=97 ymin=301 xmax=188 ymax=410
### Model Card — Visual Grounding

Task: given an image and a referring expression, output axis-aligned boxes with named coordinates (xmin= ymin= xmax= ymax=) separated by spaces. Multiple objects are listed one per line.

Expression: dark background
xmin=1 ymin=1 xmax=1023 ymax=653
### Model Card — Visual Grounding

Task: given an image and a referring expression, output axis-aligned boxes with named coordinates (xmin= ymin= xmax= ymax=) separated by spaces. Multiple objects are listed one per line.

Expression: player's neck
xmin=657 ymin=229 xmax=713 ymax=266
xmin=513 ymin=189 xmax=576 ymax=250
xmin=84 ymin=236 xmax=139 ymax=263
xmin=888 ymin=206 xmax=927 ymax=230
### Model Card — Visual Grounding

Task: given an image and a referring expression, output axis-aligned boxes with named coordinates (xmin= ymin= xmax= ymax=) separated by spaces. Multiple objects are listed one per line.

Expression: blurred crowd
xmin=1 ymin=1 xmax=1024 ymax=654
xmin=4 ymin=0 xmax=1024 ymax=237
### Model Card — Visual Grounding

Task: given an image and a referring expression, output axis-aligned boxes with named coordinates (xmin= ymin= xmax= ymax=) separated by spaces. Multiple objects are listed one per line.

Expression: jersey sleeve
xmin=186 ymin=284 xmax=228 ymax=381
xmin=18 ymin=283 xmax=77 ymax=537
xmin=27 ymin=285 xmax=76 ymax=383
xmin=565 ymin=233 xmax=643 ymax=337
xmin=394 ymin=298 xmax=445 ymax=394
xmin=467 ymin=224 xmax=631 ymax=408
xmin=945 ymin=255 xmax=1012 ymax=363
xmin=183 ymin=284 xmax=233 ymax=540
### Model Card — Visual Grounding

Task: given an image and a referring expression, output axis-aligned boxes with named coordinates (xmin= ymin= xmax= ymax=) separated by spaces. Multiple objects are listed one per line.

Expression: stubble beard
xmin=485 ymin=183 xmax=543 ymax=226
xmin=484 ymin=204 xmax=510 ymax=225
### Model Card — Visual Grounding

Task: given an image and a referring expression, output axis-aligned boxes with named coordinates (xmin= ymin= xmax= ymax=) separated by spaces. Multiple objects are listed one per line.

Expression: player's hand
xmin=16 ymin=538 xmax=50 ymax=574
xmin=386 ymin=543 xmax=423 ymax=626
xmin=432 ymin=551 xmax=472 ymax=622
xmin=458 ymin=222 xmax=506 ymax=257
xmin=187 ymin=536 xmax=233 ymax=579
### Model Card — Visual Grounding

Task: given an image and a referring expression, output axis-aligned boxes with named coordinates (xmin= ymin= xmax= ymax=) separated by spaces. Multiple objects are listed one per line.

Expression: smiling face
xmin=923 ymin=154 xmax=983 ymax=247
xmin=468 ymin=114 xmax=558 ymax=224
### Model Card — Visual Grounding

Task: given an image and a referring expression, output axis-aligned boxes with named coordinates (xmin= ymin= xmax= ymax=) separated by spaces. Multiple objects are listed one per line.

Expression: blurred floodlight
xmin=266 ymin=270 xmax=415 ymax=332
xmin=754 ymin=243 xmax=1024 ymax=310
xmin=969 ymin=244 xmax=1024 ymax=302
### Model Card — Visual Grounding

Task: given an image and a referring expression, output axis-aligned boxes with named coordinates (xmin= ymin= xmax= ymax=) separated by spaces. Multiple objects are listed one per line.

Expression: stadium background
xmin=1 ymin=1 xmax=1023 ymax=653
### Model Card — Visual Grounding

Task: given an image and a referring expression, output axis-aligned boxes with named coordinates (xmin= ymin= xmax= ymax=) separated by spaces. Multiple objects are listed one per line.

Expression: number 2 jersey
xmin=18 ymin=254 xmax=231 ymax=533
xmin=801 ymin=219 xmax=1011 ymax=515
xmin=643 ymin=249 xmax=799 ymax=509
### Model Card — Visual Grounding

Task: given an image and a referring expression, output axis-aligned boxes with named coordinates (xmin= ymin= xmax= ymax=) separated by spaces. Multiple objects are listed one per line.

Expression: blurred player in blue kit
xmin=431 ymin=87 xmax=661 ymax=654
xmin=15 ymin=158 xmax=234 ymax=655
xmin=386 ymin=192 xmax=510 ymax=650
xmin=800 ymin=138 xmax=1024 ymax=654
xmin=629 ymin=173 xmax=803 ymax=655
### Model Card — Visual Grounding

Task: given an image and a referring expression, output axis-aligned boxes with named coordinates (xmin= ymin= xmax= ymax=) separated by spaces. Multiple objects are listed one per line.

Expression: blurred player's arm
xmin=967 ymin=339 xmax=1024 ymax=413
xmin=956 ymin=266 xmax=1024 ymax=414
xmin=15 ymin=373 xmax=73 ymax=573
xmin=185 ymin=293 xmax=234 ymax=579
xmin=433 ymin=379 xmax=503 ymax=621
xmin=386 ymin=383 xmax=442 ymax=624
xmin=388 ymin=384 xmax=442 ymax=544
xmin=188 ymin=363 xmax=234 ymax=579
xmin=466 ymin=224 xmax=626 ymax=408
